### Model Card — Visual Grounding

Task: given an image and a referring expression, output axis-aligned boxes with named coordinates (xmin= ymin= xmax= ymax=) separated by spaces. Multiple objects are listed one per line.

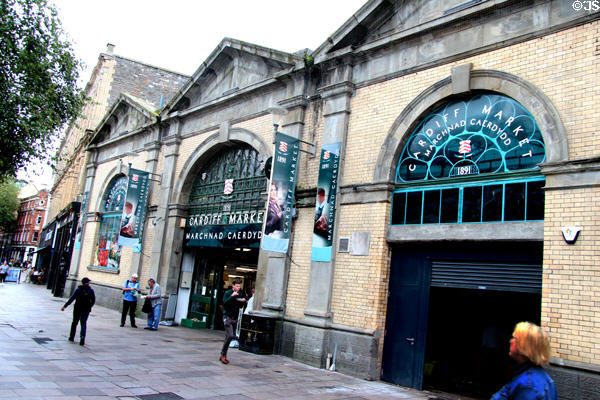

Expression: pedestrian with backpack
xmin=61 ymin=277 xmax=95 ymax=346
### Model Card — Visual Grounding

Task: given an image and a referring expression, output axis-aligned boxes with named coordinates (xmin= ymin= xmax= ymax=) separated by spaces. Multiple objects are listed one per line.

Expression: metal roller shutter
xmin=431 ymin=261 xmax=542 ymax=293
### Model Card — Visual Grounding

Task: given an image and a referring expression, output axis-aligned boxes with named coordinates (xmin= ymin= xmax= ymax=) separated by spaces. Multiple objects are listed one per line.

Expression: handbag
xmin=142 ymin=297 xmax=152 ymax=313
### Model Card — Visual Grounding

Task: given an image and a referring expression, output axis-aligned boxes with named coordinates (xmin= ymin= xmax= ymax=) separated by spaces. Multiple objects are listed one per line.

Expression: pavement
xmin=0 ymin=282 xmax=432 ymax=400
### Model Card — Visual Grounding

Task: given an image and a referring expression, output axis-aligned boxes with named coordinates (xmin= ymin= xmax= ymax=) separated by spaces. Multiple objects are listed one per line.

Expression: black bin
xmin=239 ymin=313 xmax=276 ymax=355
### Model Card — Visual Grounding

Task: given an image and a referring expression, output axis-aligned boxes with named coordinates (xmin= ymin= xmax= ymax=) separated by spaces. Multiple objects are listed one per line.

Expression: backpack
xmin=78 ymin=286 xmax=94 ymax=308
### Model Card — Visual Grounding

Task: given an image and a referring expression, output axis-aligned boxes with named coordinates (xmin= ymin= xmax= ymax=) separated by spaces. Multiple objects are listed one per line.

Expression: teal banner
xmin=74 ymin=191 xmax=88 ymax=250
xmin=118 ymin=168 xmax=150 ymax=250
xmin=311 ymin=142 xmax=341 ymax=261
xmin=185 ymin=211 xmax=265 ymax=248
xmin=261 ymin=132 xmax=300 ymax=253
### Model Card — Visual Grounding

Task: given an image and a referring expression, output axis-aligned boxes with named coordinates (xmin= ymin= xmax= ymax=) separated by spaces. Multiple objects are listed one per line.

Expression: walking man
xmin=121 ymin=273 xmax=140 ymax=327
xmin=220 ymin=278 xmax=247 ymax=364
xmin=61 ymin=277 xmax=95 ymax=346
xmin=144 ymin=278 xmax=162 ymax=331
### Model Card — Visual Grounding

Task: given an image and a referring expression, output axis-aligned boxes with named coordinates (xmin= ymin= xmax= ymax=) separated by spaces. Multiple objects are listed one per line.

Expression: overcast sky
xmin=18 ymin=0 xmax=367 ymax=188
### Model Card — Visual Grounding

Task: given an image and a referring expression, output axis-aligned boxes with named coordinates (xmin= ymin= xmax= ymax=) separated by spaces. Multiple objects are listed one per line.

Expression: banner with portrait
xmin=311 ymin=142 xmax=341 ymax=261
xmin=261 ymin=132 xmax=300 ymax=253
xmin=118 ymin=168 xmax=150 ymax=250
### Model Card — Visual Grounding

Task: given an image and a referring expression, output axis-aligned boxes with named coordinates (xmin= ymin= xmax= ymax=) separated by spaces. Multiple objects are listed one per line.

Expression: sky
xmin=18 ymin=0 xmax=367 ymax=189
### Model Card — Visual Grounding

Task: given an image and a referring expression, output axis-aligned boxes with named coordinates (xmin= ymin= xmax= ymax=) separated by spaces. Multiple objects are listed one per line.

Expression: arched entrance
xmin=380 ymin=90 xmax=555 ymax=398
xmin=177 ymin=143 xmax=268 ymax=330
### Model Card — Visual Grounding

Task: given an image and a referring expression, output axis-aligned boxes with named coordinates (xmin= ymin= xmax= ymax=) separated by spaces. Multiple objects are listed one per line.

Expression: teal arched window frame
xmin=393 ymin=93 xmax=546 ymax=226
xmin=396 ymin=93 xmax=546 ymax=183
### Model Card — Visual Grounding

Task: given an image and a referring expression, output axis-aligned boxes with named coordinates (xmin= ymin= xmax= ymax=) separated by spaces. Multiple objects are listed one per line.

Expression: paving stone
xmin=0 ymin=284 xmax=429 ymax=400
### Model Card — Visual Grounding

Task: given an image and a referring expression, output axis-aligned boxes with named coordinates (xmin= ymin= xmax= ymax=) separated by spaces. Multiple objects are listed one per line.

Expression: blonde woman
xmin=491 ymin=322 xmax=557 ymax=399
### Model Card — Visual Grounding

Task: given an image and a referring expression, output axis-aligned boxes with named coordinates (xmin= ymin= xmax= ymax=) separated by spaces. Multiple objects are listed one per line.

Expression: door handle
xmin=406 ymin=337 xmax=415 ymax=346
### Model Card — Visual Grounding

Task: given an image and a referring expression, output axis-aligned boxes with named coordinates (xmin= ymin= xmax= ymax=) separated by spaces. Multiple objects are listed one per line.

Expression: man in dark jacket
xmin=61 ymin=277 xmax=95 ymax=346
xmin=220 ymin=278 xmax=247 ymax=364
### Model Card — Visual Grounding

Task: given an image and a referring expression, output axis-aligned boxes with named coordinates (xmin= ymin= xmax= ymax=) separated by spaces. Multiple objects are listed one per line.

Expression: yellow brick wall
xmin=285 ymin=207 xmax=314 ymax=318
xmin=49 ymin=57 xmax=117 ymax=221
xmin=542 ymin=186 xmax=600 ymax=366
xmin=174 ymin=130 xmax=218 ymax=195
xmin=329 ymin=203 xmax=390 ymax=330
xmin=284 ymin=22 xmax=599 ymax=367
xmin=344 ymin=21 xmax=600 ymax=185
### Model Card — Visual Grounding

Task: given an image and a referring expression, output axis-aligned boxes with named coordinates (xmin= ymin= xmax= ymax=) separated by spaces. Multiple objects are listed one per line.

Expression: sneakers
xmin=219 ymin=355 xmax=229 ymax=364
xmin=79 ymin=339 xmax=84 ymax=346
xmin=131 ymin=325 xmax=138 ymax=328
xmin=68 ymin=337 xmax=74 ymax=342
xmin=144 ymin=327 xmax=152 ymax=330
xmin=120 ymin=324 xmax=124 ymax=327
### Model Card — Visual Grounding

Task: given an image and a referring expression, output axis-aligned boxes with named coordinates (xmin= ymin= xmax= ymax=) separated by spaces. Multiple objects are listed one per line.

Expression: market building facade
xmin=68 ymin=1 xmax=599 ymax=398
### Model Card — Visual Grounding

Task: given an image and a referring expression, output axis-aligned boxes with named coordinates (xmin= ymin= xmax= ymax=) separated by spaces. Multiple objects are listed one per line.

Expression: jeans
xmin=221 ymin=315 xmax=237 ymax=356
xmin=147 ymin=303 xmax=161 ymax=329
xmin=69 ymin=310 xmax=89 ymax=340
xmin=121 ymin=300 xmax=137 ymax=326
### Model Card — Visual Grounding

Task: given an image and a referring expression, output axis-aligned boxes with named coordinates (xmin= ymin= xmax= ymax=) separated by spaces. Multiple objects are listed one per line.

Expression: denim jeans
xmin=69 ymin=310 xmax=89 ymax=340
xmin=147 ymin=303 xmax=161 ymax=329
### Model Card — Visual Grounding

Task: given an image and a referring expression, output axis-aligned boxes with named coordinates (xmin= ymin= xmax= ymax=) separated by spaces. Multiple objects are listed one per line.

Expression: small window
xmin=440 ymin=188 xmax=459 ymax=223
xmin=33 ymin=232 xmax=39 ymax=242
xmin=405 ymin=192 xmax=422 ymax=224
xmin=36 ymin=214 xmax=42 ymax=224
xmin=482 ymin=185 xmax=503 ymax=222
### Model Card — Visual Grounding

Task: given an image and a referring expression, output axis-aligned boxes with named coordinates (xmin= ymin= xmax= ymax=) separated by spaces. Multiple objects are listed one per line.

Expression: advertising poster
xmin=261 ymin=132 xmax=300 ymax=253
xmin=118 ymin=168 xmax=150 ymax=250
xmin=311 ymin=142 xmax=341 ymax=261
xmin=74 ymin=191 xmax=88 ymax=250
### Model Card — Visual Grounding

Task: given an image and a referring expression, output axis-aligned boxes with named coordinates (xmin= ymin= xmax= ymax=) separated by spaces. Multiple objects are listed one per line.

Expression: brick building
xmin=9 ymin=185 xmax=48 ymax=266
xmin=43 ymin=44 xmax=189 ymax=296
xmin=69 ymin=1 xmax=599 ymax=398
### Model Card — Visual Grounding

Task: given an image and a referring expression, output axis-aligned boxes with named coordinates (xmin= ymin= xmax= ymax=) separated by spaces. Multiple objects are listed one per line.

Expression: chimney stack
xmin=106 ymin=43 xmax=115 ymax=54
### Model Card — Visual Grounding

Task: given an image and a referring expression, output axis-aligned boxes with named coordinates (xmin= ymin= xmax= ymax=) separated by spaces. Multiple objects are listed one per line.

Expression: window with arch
xmin=392 ymin=93 xmax=546 ymax=225
xmin=94 ymin=175 xmax=127 ymax=269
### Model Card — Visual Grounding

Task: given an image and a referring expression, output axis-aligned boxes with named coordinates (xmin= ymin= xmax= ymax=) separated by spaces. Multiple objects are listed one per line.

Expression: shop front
xmin=381 ymin=90 xmax=551 ymax=398
xmin=176 ymin=144 xmax=267 ymax=330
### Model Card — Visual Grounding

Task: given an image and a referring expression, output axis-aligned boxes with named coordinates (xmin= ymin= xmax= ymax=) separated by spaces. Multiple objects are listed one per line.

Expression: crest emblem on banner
xmin=279 ymin=141 xmax=288 ymax=152
xmin=223 ymin=179 xmax=234 ymax=195
xmin=323 ymin=151 xmax=330 ymax=160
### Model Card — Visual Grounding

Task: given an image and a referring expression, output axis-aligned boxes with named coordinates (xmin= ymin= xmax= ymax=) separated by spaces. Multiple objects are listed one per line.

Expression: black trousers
xmin=0 ymin=273 xmax=6 ymax=283
xmin=69 ymin=310 xmax=89 ymax=340
xmin=121 ymin=300 xmax=137 ymax=326
xmin=221 ymin=315 xmax=238 ymax=356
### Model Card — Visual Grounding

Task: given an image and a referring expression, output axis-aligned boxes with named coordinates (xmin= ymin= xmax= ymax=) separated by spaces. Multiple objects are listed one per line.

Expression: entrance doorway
xmin=424 ymin=287 xmax=540 ymax=398
xmin=188 ymin=247 xmax=257 ymax=330
xmin=382 ymin=242 xmax=542 ymax=398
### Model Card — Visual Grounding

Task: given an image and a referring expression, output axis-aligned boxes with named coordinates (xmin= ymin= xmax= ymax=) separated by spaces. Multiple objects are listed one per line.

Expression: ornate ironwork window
xmin=189 ymin=145 xmax=267 ymax=221
xmin=393 ymin=93 xmax=546 ymax=226
xmin=94 ymin=175 xmax=127 ymax=269
xmin=396 ymin=93 xmax=546 ymax=183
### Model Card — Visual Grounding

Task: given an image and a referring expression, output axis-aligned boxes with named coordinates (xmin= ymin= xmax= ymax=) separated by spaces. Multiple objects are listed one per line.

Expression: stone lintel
xmin=387 ymin=221 xmax=543 ymax=242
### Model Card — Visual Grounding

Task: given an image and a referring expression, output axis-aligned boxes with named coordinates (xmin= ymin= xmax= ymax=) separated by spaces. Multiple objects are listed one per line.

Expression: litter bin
xmin=239 ymin=313 xmax=277 ymax=355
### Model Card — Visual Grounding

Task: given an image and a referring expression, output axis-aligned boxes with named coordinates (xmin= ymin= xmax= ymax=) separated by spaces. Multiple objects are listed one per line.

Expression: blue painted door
xmin=381 ymin=250 xmax=430 ymax=389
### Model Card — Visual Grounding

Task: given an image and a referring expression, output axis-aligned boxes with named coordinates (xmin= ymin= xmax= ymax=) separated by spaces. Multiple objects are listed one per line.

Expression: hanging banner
xmin=261 ymin=132 xmax=300 ymax=253
xmin=118 ymin=168 xmax=150 ymax=249
xmin=311 ymin=142 xmax=341 ymax=261
xmin=74 ymin=191 xmax=88 ymax=250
